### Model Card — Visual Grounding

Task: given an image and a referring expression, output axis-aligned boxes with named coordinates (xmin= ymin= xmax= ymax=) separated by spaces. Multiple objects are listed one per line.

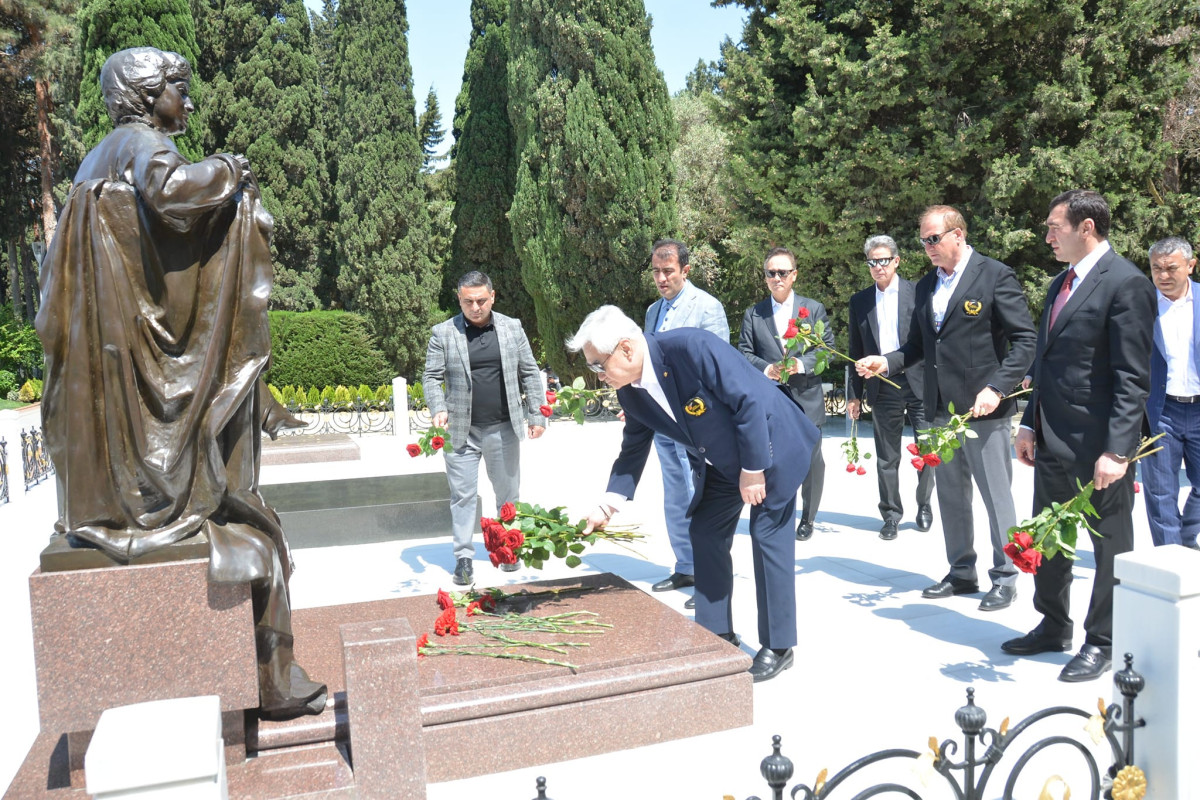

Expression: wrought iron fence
xmin=408 ymin=390 xmax=623 ymax=434
xmin=22 ymin=427 xmax=54 ymax=491
xmin=520 ymin=654 xmax=1146 ymax=800
xmin=275 ymin=398 xmax=395 ymax=437
xmin=0 ymin=438 xmax=9 ymax=505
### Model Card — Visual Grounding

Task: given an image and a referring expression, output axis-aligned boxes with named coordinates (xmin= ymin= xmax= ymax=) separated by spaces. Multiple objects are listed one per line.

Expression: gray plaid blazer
xmin=423 ymin=311 xmax=544 ymax=448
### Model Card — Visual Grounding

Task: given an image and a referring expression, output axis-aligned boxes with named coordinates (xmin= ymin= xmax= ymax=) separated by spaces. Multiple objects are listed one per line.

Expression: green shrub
xmin=320 ymin=386 xmax=336 ymax=407
xmin=376 ymin=384 xmax=393 ymax=407
xmin=407 ymin=381 xmax=426 ymax=411
xmin=0 ymin=370 xmax=15 ymax=398
xmin=267 ymin=311 xmax=394 ymax=387
xmin=306 ymin=387 xmax=321 ymax=407
xmin=333 ymin=385 xmax=352 ymax=408
xmin=280 ymin=385 xmax=297 ymax=407
xmin=269 ymin=383 xmax=284 ymax=405
xmin=18 ymin=378 xmax=43 ymax=403
xmin=356 ymin=384 xmax=376 ymax=405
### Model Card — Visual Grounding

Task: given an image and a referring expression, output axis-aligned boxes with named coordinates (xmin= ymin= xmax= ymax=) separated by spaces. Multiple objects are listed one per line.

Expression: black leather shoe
xmin=915 ymin=504 xmax=933 ymax=532
xmin=715 ymin=632 xmax=741 ymax=646
xmin=748 ymin=647 xmax=794 ymax=683
xmin=921 ymin=577 xmax=978 ymax=599
xmin=684 ymin=596 xmax=696 ymax=609
xmin=1058 ymin=645 xmax=1112 ymax=682
xmin=879 ymin=520 xmax=898 ymax=541
xmin=452 ymin=557 xmax=473 ymax=586
xmin=978 ymin=584 xmax=1016 ymax=611
xmin=796 ymin=520 xmax=814 ymax=541
xmin=652 ymin=572 xmax=695 ymax=592
xmin=1001 ymin=628 xmax=1072 ymax=656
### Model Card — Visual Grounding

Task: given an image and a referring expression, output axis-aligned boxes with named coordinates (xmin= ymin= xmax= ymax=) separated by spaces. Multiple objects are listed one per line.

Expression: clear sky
xmin=303 ymin=1 xmax=748 ymax=155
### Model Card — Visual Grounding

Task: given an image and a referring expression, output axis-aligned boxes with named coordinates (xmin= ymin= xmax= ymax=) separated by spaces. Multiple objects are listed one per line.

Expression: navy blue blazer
xmin=1147 ymin=279 xmax=1200 ymax=431
xmin=606 ymin=329 xmax=819 ymax=514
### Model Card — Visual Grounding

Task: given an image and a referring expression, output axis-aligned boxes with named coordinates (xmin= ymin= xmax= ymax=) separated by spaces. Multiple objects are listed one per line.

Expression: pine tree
xmin=75 ymin=0 xmax=208 ymax=161
xmin=717 ymin=0 xmax=1199 ymax=338
xmin=330 ymin=0 xmax=436 ymax=376
xmin=448 ymin=0 xmax=531 ymax=328
xmin=508 ymin=0 xmax=677 ymax=375
xmin=197 ymin=0 xmax=329 ymax=311
xmin=417 ymin=87 xmax=445 ymax=173
xmin=308 ymin=0 xmax=341 ymax=306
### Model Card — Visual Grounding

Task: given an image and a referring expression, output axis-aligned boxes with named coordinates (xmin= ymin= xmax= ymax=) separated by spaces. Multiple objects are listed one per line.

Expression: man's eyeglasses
xmin=586 ymin=341 xmax=626 ymax=373
xmin=765 ymin=269 xmax=795 ymax=279
xmin=918 ymin=228 xmax=959 ymax=247
xmin=866 ymin=257 xmax=895 ymax=269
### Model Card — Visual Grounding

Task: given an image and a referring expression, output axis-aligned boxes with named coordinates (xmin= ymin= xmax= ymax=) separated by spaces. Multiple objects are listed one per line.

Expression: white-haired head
xmin=565 ymin=305 xmax=642 ymax=355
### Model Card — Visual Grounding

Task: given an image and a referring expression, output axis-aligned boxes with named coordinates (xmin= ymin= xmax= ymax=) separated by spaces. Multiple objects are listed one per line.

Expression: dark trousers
xmin=690 ymin=467 xmax=799 ymax=650
xmin=799 ymin=433 xmax=824 ymax=524
xmin=1031 ymin=451 xmax=1134 ymax=653
xmin=871 ymin=378 xmax=934 ymax=523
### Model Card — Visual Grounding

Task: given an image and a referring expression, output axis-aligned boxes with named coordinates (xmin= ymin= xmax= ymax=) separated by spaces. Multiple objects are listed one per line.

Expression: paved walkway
xmin=0 ymin=417 xmax=1160 ymax=798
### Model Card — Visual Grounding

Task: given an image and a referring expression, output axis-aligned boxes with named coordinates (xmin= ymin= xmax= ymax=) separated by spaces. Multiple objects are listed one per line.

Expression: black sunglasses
xmin=866 ymin=257 xmax=895 ymax=268
xmin=765 ymin=269 xmax=795 ymax=279
xmin=918 ymin=228 xmax=959 ymax=247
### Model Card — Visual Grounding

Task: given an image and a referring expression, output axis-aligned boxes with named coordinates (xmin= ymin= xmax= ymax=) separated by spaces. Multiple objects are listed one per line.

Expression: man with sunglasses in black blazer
xmin=857 ymin=206 xmax=1036 ymax=612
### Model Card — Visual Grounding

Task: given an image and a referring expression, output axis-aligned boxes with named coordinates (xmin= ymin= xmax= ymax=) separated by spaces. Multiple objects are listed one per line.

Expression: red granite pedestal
xmin=7 ymin=571 xmax=752 ymax=798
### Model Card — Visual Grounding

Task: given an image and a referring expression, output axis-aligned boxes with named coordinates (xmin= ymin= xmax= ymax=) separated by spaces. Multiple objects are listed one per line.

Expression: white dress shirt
xmin=1158 ymin=281 xmax=1200 ymax=397
xmin=875 ymin=277 xmax=901 ymax=353
xmin=930 ymin=246 xmax=972 ymax=330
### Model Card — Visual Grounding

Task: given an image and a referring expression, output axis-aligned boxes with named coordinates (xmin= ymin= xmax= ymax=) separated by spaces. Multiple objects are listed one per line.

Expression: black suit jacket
xmin=1020 ymin=248 xmax=1155 ymax=471
xmin=738 ymin=293 xmax=832 ymax=426
xmin=847 ymin=278 xmax=924 ymax=406
xmin=885 ymin=250 xmax=1036 ymax=421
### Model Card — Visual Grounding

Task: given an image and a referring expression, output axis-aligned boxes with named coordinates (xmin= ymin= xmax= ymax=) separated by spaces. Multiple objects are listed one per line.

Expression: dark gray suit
xmin=739 ymin=293 xmax=832 ymax=524
xmin=848 ymin=278 xmax=934 ymax=524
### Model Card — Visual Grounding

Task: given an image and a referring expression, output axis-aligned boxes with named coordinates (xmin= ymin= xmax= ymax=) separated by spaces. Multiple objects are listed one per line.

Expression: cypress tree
xmin=448 ymin=0 xmax=531 ymax=328
xmin=417 ymin=87 xmax=445 ymax=173
xmin=508 ymin=0 xmax=677 ymax=375
xmin=717 ymin=0 xmax=1199 ymax=338
xmin=330 ymin=0 xmax=436 ymax=376
xmin=76 ymin=0 xmax=208 ymax=160
xmin=308 ymin=0 xmax=341 ymax=307
xmin=198 ymin=0 xmax=329 ymax=311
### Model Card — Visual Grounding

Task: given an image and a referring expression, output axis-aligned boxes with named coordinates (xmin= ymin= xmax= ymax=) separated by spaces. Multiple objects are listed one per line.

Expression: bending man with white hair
xmin=569 ymin=305 xmax=819 ymax=682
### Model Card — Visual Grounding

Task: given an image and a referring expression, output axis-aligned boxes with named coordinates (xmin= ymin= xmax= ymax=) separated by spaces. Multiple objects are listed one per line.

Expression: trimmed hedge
xmin=267 ymin=311 xmax=394 ymax=388
xmin=268 ymin=383 xmax=394 ymax=411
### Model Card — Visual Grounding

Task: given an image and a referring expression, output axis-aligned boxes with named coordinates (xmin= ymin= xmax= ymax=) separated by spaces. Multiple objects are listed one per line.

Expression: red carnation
xmin=478 ymin=594 xmax=496 ymax=611
xmin=845 ymin=463 xmax=856 ymax=473
xmin=436 ymin=588 xmax=453 ymax=610
xmin=434 ymin=607 xmax=459 ymax=636
xmin=546 ymin=390 xmax=557 ymax=404
xmin=466 ymin=601 xmax=481 ymax=616
xmin=499 ymin=502 xmax=517 ymax=522
xmin=539 ymin=404 xmax=553 ymax=417
xmin=911 ymin=457 xmax=926 ymax=472
xmin=784 ymin=321 xmax=799 ymax=340
xmin=906 ymin=443 xmax=921 ymax=456
xmin=406 ymin=443 xmax=422 ymax=457
xmin=797 ymin=307 xmax=810 ymax=320
xmin=416 ymin=632 xmax=429 ymax=656
xmin=856 ymin=465 xmax=867 ymax=476
xmin=923 ymin=452 xmax=942 ymax=467
xmin=431 ymin=435 xmax=445 ymax=450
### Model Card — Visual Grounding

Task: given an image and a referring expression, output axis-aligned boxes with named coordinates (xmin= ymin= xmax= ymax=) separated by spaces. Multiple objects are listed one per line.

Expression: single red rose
xmin=503 ymin=529 xmax=525 ymax=550
xmin=416 ymin=632 xmax=428 ymax=656
xmin=489 ymin=549 xmax=503 ymax=567
xmin=911 ymin=457 xmax=926 ymax=472
xmin=436 ymin=588 xmax=452 ymax=610
xmin=499 ymin=502 xmax=517 ymax=522
xmin=784 ymin=322 xmax=799 ymax=340
xmin=906 ymin=443 xmax=921 ymax=456
xmin=1003 ymin=541 xmax=1020 ymax=560
xmin=1011 ymin=547 xmax=1042 ymax=574
xmin=856 ymin=465 xmax=867 ymax=476
xmin=845 ymin=462 xmax=857 ymax=473
xmin=483 ymin=528 xmax=499 ymax=551
xmin=406 ymin=443 xmax=421 ymax=458
xmin=546 ymin=390 xmax=557 ymax=404
xmin=923 ymin=452 xmax=942 ymax=467
xmin=539 ymin=404 xmax=553 ymax=417
xmin=431 ymin=435 xmax=445 ymax=450
xmin=493 ymin=545 xmax=515 ymax=565
xmin=1011 ymin=530 xmax=1034 ymax=551
xmin=797 ymin=307 xmax=810 ymax=320
xmin=466 ymin=601 xmax=480 ymax=616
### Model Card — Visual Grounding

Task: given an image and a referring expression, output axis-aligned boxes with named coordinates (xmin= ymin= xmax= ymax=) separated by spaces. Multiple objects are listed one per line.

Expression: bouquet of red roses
xmin=407 ymin=425 xmax=451 ymax=458
xmin=544 ymin=377 xmax=618 ymax=424
xmin=481 ymin=501 xmax=644 ymax=569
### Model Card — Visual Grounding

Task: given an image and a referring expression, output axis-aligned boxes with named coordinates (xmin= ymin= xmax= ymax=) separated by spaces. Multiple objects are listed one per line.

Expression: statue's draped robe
xmin=36 ymin=123 xmax=323 ymax=714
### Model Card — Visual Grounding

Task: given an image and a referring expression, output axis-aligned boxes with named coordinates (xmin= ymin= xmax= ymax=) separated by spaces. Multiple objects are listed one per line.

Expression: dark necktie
xmin=1048 ymin=267 xmax=1077 ymax=330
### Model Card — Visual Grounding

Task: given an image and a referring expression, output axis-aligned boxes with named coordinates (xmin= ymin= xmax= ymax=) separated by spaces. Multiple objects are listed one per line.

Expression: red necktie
xmin=1048 ymin=267 xmax=1077 ymax=330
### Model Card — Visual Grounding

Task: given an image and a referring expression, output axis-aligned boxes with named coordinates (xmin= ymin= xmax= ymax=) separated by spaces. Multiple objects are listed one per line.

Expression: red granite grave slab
xmin=30 ymin=559 xmax=259 ymax=735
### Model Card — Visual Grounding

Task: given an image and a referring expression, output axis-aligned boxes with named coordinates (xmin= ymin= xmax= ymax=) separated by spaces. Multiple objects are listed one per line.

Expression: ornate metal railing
xmin=408 ymin=390 xmax=623 ymax=434
xmin=275 ymin=399 xmax=395 ymax=437
xmin=22 ymin=427 xmax=54 ymax=490
xmin=0 ymin=437 xmax=9 ymax=504
xmin=519 ymin=654 xmax=1147 ymax=800
xmin=746 ymin=654 xmax=1145 ymax=800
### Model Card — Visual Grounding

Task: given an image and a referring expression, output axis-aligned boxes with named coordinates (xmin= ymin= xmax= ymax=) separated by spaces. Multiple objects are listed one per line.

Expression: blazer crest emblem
xmin=963 ymin=299 xmax=983 ymax=316
xmin=684 ymin=397 xmax=707 ymax=417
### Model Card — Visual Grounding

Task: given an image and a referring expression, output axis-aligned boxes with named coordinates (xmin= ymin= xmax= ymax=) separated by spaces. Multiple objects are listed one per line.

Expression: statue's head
xmin=100 ymin=47 xmax=193 ymax=136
